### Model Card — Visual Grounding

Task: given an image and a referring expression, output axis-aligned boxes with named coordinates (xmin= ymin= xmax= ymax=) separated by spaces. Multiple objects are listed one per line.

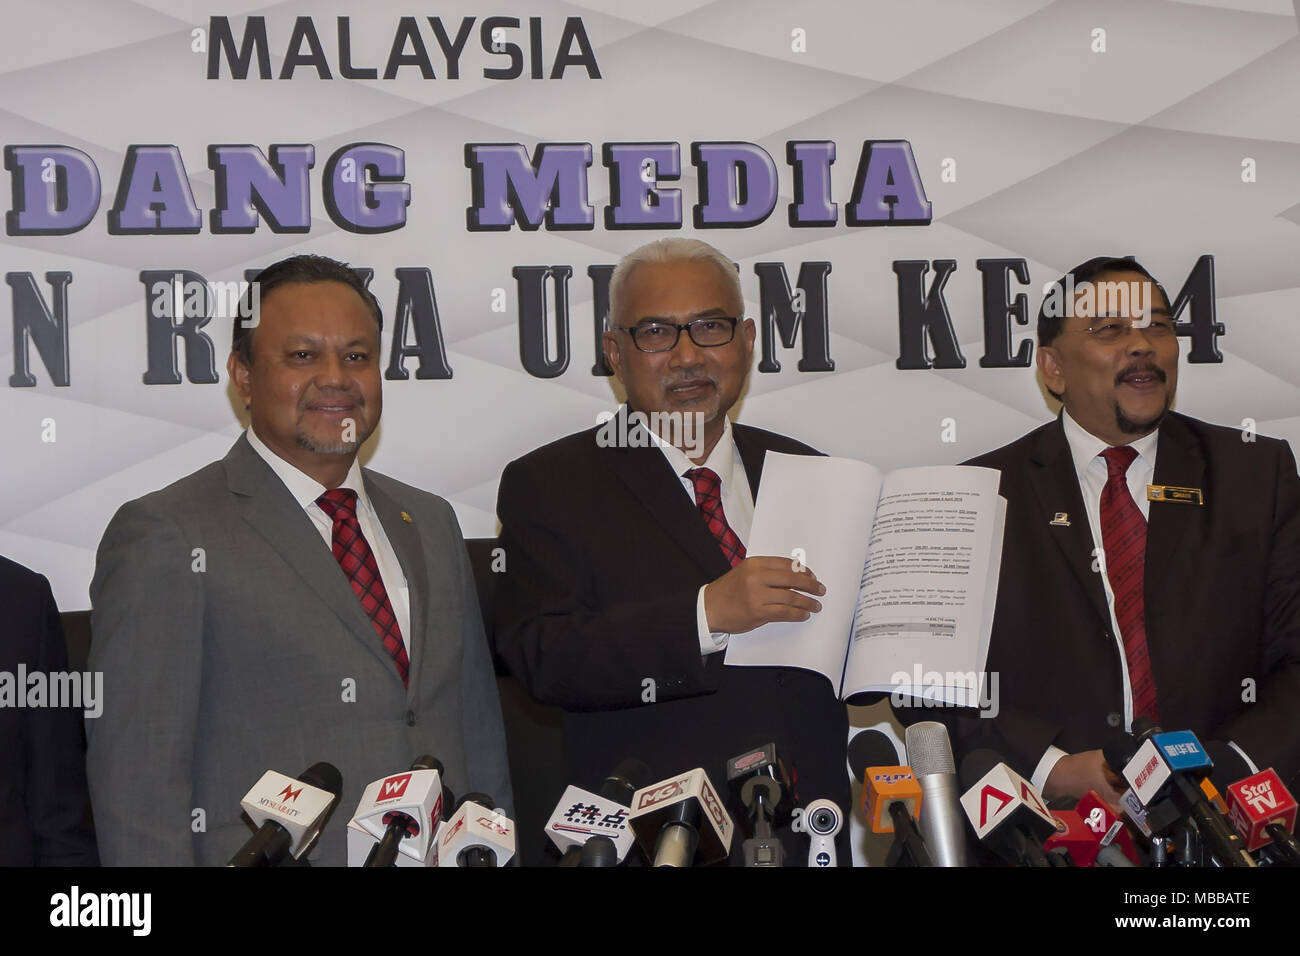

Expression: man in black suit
xmin=494 ymin=238 xmax=850 ymax=864
xmin=0 ymin=556 xmax=99 ymax=865
xmin=948 ymin=257 xmax=1300 ymax=805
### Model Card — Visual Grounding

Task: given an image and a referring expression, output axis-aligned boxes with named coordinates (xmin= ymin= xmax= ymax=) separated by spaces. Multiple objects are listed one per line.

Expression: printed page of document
xmin=724 ymin=452 xmax=882 ymax=690
xmin=842 ymin=465 xmax=1004 ymax=705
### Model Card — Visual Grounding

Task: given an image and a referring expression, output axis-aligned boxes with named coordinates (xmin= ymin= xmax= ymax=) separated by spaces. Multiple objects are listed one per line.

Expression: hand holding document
xmin=724 ymin=453 xmax=1006 ymax=708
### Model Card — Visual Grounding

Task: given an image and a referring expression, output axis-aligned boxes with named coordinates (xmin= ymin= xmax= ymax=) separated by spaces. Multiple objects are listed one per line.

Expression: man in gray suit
xmin=87 ymin=254 xmax=511 ymax=866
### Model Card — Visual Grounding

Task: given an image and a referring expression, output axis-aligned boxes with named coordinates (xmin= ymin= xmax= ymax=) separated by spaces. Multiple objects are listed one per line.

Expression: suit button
xmin=1106 ymin=712 xmax=1121 ymax=728
xmin=405 ymin=710 xmax=416 ymax=727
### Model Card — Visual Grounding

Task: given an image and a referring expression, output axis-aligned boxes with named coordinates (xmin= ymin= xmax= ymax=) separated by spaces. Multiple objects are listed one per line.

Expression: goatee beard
xmin=297 ymin=433 xmax=359 ymax=455
xmin=1115 ymin=399 xmax=1171 ymax=436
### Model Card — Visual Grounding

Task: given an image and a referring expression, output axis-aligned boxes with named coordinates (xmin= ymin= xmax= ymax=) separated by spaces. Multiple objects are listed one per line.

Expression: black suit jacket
xmin=493 ymin=413 xmax=851 ymax=864
xmin=0 ymin=556 xmax=99 ymax=865
xmin=938 ymin=412 xmax=1300 ymax=788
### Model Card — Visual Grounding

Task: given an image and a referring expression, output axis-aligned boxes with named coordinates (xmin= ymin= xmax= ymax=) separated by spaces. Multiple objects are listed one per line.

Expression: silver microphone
xmin=904 ymin=722 xmax=970 ymax=867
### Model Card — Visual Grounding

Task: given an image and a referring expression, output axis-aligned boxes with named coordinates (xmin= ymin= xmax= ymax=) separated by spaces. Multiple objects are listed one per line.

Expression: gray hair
xmin=607 ymin=238 xmax=742 ymax=328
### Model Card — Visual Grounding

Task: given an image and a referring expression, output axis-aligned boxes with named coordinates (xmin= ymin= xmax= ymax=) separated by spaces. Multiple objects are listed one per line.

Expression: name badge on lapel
xmin=1147 ymin=485 xmax=1203 ymax=506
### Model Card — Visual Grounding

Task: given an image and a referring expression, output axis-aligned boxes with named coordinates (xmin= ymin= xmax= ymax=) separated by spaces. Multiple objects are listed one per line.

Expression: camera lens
xmin=812 ymin=808 xmax=836 ymax=832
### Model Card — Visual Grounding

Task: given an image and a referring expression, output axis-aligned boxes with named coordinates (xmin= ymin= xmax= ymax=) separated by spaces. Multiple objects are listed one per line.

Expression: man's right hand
xmin=703 ymin=556 xmax=825 ymax=635
xmin=1043 ymin=749 xmax=1127 ymax=813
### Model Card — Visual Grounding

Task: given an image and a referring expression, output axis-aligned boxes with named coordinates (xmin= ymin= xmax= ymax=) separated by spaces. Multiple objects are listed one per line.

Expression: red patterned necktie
xmin=684 ymin=467 xmax=747 ymax=567
xmin=1099 ymin=446 xmax=1158 ymax=724
xmin=316 ymin=488 xmax=409 ymax=686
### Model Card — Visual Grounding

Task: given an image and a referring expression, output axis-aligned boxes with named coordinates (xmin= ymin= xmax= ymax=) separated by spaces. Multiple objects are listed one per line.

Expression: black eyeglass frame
xmin=615 ymin=315 xmax=740 ymax=353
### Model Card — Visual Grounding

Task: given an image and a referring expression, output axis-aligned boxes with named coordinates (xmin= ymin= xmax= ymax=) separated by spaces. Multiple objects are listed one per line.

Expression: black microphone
xmin=1203 ymin=741 xmax=1252 ymax=796
xmin=441 ymin=790 xmax=512 ymax=868
xmin=550 ymin=758 xmax=653 ymax=867
xmin=1111 ymin=723 xmax=1254 ymax=867
xmin=958 ymin=750 xmax=1058 ymax=867
xmin=726 ymin=743 xmax=790 ymax=867
xmin=628 ymin=768 xmax=734 ymax=867
xmin=579 ymin=836 xmax=618 ymax=867
xmin=849 ymin=730 xmax=933 ymax=868
xmin=227 ymin=762 xmax=343 ymax=867
xmin=364 ymin=755 xmax=442 ymax=868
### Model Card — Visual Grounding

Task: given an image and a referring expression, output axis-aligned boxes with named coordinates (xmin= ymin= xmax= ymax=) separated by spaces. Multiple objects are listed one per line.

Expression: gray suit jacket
xmin=87 ymin=434 xmax=512 ymax=865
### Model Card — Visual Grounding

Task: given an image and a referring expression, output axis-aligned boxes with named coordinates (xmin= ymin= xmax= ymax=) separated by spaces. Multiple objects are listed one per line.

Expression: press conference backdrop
xmin=2 ymin=0 xmax=1299 ymax=611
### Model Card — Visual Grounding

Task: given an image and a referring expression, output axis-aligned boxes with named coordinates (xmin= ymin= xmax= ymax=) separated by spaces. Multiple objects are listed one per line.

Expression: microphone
xmin=435 ymin=793 xmax=515 ymax=867
xmin=227 ymin=762 xmax=343 ymax=867
xmin=1103 ymin=730 xmax=1185 ymax=837
xmin=739 ymin=777 xmax=785 ymax=867
xmin=1224 ymin=769 xmax=1300 ymax=865
xmin=725 ymin=743 xmax=790 ymax=867
xmin=1203 ymin=740 xmax=1253 ymax=797
xmin=579 ymin=836 xmax=618 ymax=866
xmin=346 ymin=755 xmax=444 ymax=867
xmin=801 ymin=799 xmax=843 ymax=867
xmin=546 ymin=758 xmax=652 ymax=866
xmin=1043 ymin=807 xmax=1101 ymax=866
xmin=628 ymin=768 xmax=734 ymax=867
xmin=1116 ymin=727 xmax=1255 ymax=867
xmin=958 ymin=751 xmax=1058 ymax=867
xmin=904 ymin=721 xmax=970 ymax=866
xmin=1075 ymin=791 xmax=1141 ymax=866
xmin=849 ymin=730 xmax=932 ymax=867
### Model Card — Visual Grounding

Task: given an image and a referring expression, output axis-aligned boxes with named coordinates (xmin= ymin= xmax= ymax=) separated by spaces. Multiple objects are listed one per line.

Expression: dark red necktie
xmin=1099 ymin=446 xmax=1158 ymax=724
xmin=685 ymin=467 xmax=746 ymax=567
xmin=316 ymin=488 xmax=410 ymax=686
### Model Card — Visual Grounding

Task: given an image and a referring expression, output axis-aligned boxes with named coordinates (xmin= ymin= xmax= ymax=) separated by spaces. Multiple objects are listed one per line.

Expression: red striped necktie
xmin=1099 ymin=445 xmax=1158 ymax=724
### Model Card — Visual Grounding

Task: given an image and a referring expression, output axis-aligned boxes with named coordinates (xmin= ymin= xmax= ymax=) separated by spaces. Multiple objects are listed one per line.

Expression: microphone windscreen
xmin=1101 ymin=735 xmax=1138 ymax=776
xmin=1131 ymin=716 xmax=1162 ymax=739
xmin=906 ymin=722 xmax=956 ymax=777
xmin=848 ymin=730 xmax=903 ymax=784
xmin=300 ymin=762 xmax=343 ymax=798
xmin=603 ymin=759 xmax=654 ymax=804
xmin=1204 ymin=741 xmax=1252 ymax=792
xmin=411 ymin=755 xmax=442 ymax=773
xmin=458 ymin=792 xmax=497 ymax=812
xmin=958 ymin=749 xmax=1005 ymax=792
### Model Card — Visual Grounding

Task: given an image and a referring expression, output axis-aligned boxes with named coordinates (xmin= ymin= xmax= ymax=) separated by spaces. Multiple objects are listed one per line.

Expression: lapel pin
xmin=1050 ymin=512 xmax=1071 ymax=527
xmin=1147 ymin=485 xmax=1203 ymax=506
xmin=400 ymin=511 xmax=414 ymax=523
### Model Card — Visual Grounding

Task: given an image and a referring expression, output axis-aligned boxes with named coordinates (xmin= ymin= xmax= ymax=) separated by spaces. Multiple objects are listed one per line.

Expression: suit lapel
xmin=602 ymin=408 xmax=733 ymax=579
xmin=366 ymin=475 xmax=428 ymax=692
xmin=733 ymin=423 xmax=769 ymax=501
xmin=223 ymin=436 xmax=407 ymax=683
xmin=1145 ymin=415 xmax=1205 ymax=614
xmin=1027 ymin=419 xmax=1111 ymax=628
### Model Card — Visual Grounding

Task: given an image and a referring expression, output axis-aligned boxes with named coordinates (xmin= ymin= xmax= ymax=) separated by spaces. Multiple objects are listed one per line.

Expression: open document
xmin=724 ymin=453 xmax=1006 ymax=706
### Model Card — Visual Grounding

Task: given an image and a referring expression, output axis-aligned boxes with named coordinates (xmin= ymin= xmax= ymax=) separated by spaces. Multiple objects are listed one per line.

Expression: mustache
xmin=300 ymin=388 xmax=366 ymax=408
xmin=661 ymin=371 xmax=718 ymax=389
xmin=1115 ymin=363 xmax=1167 ymax=385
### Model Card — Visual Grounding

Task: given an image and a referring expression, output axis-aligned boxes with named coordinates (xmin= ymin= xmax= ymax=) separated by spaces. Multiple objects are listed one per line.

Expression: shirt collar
xmin=632 ymin=407 xmax=738 ymax=486
xmin=1061 ymin=408 xmax=1159 ymax=476
xmin=245 ymin=426 xmax=373 ymax=514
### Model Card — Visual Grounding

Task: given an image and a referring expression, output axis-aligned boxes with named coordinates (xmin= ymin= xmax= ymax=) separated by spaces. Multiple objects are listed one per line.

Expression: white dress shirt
xmin=641 ymin=413 xmax=753 ymax=655
xmin=245 ymin=427 xmax=412 ymax=651
xmin=1032 ymin=411 xmax=1256 ymax=791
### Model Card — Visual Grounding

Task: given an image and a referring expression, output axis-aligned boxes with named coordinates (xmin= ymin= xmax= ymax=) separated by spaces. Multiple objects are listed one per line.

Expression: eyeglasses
xmin=1063 ymin=315 xmax=1177 ymax=344
xmin=617 ymin=316 xmax=739 ymax=353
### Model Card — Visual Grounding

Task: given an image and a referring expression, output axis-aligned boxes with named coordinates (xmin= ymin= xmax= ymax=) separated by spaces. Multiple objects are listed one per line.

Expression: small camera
xmin=801 ymin=798 xmax=842 ymax=867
